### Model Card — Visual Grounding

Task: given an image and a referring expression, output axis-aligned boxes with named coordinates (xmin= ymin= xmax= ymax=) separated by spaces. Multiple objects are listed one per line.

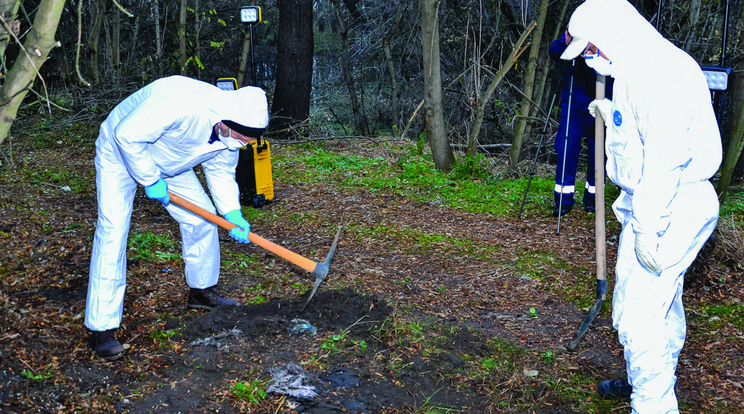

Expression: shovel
xmin=568 ymin=75 xmax=607 ymax=350
xmin=168 ymin=191 xmax=342 ymax=311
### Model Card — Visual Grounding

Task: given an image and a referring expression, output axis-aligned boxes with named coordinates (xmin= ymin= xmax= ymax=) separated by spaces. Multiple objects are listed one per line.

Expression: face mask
xmin=218 ymin=129 xmax=245 ymax=150
xmin=584 ymin=54 xmax=614 ymax=77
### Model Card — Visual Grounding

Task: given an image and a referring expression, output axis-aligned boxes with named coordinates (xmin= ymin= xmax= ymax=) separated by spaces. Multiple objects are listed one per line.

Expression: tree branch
xmin=0 ymin=14 xmax=53 ymax=113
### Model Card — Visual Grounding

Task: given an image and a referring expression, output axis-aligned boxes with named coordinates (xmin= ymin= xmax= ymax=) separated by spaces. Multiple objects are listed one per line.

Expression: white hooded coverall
xmin=86 ymin=75 xmax=269 ymax=332
xmin=565 ymin=1 xmax=722 ymax=412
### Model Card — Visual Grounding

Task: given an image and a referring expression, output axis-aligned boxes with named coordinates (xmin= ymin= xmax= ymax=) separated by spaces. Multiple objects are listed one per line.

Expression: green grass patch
xmin=720 ymin=192 xmax=744 ymax=222
xmin=146 ymin=329 xmax=179 ymax=349
xmin=221 ymin=251 xmax=265 ymax=272
xmin=243 ymin=282 xmax=273 ymax=304
xmin=239 ymin=205 xmax=278 ymax=223
xmin=273 ymin=144 xmax=560 ymax=217
xmin=128 ymin=231 xmax=181 ymax=262
xmin=544 ymin=372 xmax=622 ymax=413
xmin=318 ymin=331 xmax=367 ymax=355
xmin=692 ymin=301 xmax=744 ymax=331
xmin=22 ymin=166 xmax=94 ymax=193
xmin=230 ymin=379 xmax=267 ymax=405
xmin=347 ymin=221 xmax=497 ymax=259
xmin=20 ymin=370 xmax=52 ymax=381
xmin=512 ymin=249 xmax=570 ymax=281
xmin=483 ymin=338 xmax=526 ymax=371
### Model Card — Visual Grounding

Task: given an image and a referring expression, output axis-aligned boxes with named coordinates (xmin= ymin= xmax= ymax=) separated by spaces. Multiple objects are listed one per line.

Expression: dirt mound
xmin=176 ymin=288 xmax=390 ymax=343
xmin=126 ymin=288 xmax=487 ymax=413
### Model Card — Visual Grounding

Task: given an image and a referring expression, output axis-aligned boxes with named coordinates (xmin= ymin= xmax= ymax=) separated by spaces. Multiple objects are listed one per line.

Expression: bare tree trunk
xmin=0 ymin=0 xmax=21 ymax=60
xmin=464 ymin=3 xmax=492 ymax=159
xmin=111 ymin=5 xmax=120 ymax=85
xmin=718 ymin=99 xmax=744 ymax=203
xmin=0 ymin=0 xmax=65 ymax=146
xmin=682 ymin=0 xmax=702 ymax=50
xmin=421 ymin=0 xmax=454 ymax=172
xmin=103 ymin=10 xmax=111 ymax=81
xmin=125 ymin=0 xmax=143 ymax=73
xmin=532 ymin=0 xmax=570 ymax=115
xmin=469 ymin=23 xmax=535 ymax=158
xmin=58 ymin=40 xmax=79 ymax=104
xmin=270 ymin=0 xmax=313 ymax=135
xmin=194 ymin=0 xmax=201 ymax=79
xmin=153 ymin=0 xmax=162 ymax=78
xmin=716 ymin=16 xmax=744 ymax=203
xmin=179 ymin=0 xmax=187 ymax=75
xmin=331 ymin=0 xmax=368 ymax=136
xmin=510 ymin=0 xmax=549 ymax=172
xmin=88 ymin=0 xmax=106 ymax=85
xmin=383 ymin=0 xmax=405 ymax=136
xmin=238 ymin=26 xmax=251 ymax=86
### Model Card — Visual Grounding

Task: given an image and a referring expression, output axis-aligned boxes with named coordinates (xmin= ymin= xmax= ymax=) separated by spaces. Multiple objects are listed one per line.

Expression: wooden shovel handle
xmin=168 ymin=192 xmax=317 ymax=273
xmin=595 ymin=76 xmax=607 ymax=282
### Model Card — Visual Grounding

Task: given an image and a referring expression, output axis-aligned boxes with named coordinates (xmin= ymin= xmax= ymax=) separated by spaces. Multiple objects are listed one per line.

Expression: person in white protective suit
xmin=86 ymin=75 xmax=269 ymax=359
xmin=561 ymin=0 xmax=721 ymax=412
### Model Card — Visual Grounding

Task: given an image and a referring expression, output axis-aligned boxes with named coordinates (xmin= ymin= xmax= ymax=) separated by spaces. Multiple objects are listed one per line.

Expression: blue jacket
xmin=549 ymin=34 xmax=613 ymax=109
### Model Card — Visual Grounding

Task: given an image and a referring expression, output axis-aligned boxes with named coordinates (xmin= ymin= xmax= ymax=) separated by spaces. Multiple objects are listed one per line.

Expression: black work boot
xmin=90 ymin=329 xmax=126 ymax=360
xmin=552 ymin=204 xmax=573 ymax=217
xmin=597 ymin=379 xmax=632 ymax=399
xmin=187 ymin=286 xmax=241 ymax=310
xmin=583 ymin=195 xmax=596 ymax=214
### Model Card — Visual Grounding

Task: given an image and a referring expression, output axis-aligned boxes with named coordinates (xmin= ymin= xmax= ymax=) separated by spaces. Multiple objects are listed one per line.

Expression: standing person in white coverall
xmin=86 ymin=75 xmax=269 ymax=359
xmin=561 ymin=0 xmax=721 ymax=412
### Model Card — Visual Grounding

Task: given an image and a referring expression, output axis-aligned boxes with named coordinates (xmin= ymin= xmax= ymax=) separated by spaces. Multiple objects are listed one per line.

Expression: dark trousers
xmin=554 ymin=106 xmax=596 ymax=208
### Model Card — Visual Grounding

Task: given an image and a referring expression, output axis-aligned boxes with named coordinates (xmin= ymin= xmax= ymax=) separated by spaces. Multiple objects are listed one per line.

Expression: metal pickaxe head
xmin=301 ymin=225 xmax=343 ymax=312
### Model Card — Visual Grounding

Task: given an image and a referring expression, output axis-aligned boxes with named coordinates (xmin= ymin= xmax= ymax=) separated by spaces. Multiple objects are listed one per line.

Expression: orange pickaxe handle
xmin=168 ymin=192 xmax=317 ymax=273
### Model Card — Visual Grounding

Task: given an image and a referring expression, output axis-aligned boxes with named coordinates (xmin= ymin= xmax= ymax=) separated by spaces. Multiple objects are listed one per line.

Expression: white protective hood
xmin=561 ymin=0 xmax=677 ymax=79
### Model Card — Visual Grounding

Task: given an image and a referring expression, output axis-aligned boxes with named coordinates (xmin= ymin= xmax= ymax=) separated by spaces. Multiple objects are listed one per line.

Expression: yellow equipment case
xmin=236 ymin=136 xmax=274 ymax=207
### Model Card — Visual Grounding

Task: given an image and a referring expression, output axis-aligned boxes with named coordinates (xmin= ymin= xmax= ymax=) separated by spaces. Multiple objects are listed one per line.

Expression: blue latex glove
xmin=224 ymin=209 xmax=251 ymax=244
xmin=145 ymin=178 xmax=170 ymax=206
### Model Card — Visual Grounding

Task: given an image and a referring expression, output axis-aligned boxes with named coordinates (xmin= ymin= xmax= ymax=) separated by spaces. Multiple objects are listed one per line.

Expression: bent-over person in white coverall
xmin=561 ymin=0 xmax=721 ymax=412
xmin=86 ymin=75 xmax=269 ymax=359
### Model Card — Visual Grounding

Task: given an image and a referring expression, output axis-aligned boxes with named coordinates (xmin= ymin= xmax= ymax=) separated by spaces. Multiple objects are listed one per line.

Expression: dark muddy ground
xmin=0 ymin=130 xmax=742 ymax=413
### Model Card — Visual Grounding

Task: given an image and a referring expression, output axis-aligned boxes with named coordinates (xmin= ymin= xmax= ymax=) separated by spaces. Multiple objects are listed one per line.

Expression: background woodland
xmin=1 ymin=0 xmax=743 ymax=186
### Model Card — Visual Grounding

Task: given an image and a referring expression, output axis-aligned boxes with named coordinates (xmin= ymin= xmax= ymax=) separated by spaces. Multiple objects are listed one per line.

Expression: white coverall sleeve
xmin=112 ymin=101 xmax=187 ymax=187
xmin=630 ymin=89 xmax=690 ymax=235
xmin=202 ymin=149 xmax=241 ymax=215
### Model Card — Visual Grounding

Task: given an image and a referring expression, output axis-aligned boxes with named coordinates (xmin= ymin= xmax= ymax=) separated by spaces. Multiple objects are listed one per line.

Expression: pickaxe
xmin=168 ymin=191 xmax=342 ymax=311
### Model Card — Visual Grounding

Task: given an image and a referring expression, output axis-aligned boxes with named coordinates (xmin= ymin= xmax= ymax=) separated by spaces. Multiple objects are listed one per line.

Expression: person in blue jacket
xmin=548 ymin=29 xmax=613 ymax=217
xmin=86 ymin=75 xmax=269 ymax=359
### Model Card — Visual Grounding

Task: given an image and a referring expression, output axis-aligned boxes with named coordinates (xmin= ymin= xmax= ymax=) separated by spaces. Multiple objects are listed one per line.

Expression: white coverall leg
xmin=612 ymin=181 xmax=718 ymax=414
xmin=163 ymin=171 xmax=220 ymax=289
xmin=86 ymin=151 xmax=138 ymax=332
xmin=86 ymin=154 xmax=221 ymax=332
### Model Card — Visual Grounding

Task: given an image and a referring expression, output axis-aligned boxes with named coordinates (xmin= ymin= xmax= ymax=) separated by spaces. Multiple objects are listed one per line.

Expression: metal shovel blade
xmin=567 ymin=279 xmax=607 ymax=350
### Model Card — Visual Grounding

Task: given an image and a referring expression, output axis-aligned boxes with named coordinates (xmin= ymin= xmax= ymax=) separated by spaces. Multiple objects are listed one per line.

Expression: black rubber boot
xmin=187 ymin=286 xmax=241 ymax=310
xmin=90 ymin=329 xmax=126 ymax=360
xmin=597 ymin=379 xmax=632 ymax=399
xmin=583 ymin=194 xmax=596 ymax=214
xmin=552 ymin=204 xmax=573 ymax=217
